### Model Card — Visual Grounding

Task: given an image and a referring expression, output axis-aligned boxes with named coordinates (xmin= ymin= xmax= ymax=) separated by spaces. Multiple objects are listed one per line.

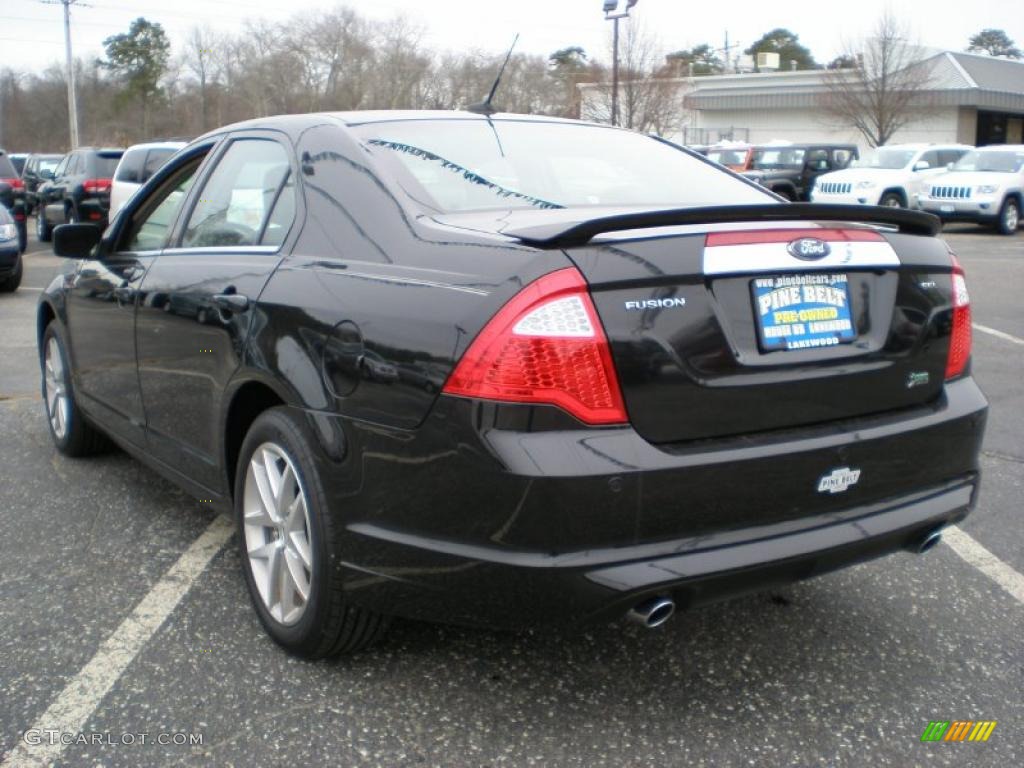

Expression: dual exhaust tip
xmin=626 ymin=529 xmax=945 ymax=629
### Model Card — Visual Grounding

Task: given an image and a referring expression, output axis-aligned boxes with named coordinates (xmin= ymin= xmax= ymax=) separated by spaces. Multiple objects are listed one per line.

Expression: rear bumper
xmin=321 ymin=377 xmax=987 ymax=629
xmin=345 ymin=476 xmax=976 ymax=628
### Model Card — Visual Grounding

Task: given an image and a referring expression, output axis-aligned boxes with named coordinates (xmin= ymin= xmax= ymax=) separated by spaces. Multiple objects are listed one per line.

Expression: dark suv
xmin=36 ymin=147 xmax=123 ymax=241
xmin=22 ymin=154 xmax=64 ymax=215
xmin=742 ymin=144 xmax=859 ymax=201
xmin=0 ymin=149 xmax=28 ymax=253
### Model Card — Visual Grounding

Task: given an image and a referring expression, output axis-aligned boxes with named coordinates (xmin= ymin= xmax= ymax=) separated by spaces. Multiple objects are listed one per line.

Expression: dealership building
xmin=580 ymin=51 xmax=1024 ymax=149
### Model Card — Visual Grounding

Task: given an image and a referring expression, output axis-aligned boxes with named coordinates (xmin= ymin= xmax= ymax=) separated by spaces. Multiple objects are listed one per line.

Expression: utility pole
xmin=42 ymin=0 xmax=81 ymax=148
xmin=603 ymin=0 xmax=639 ymax=127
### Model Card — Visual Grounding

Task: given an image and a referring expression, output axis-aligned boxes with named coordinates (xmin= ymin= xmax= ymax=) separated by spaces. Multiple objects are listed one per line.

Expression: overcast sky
xmin=2 ymin=0 xmax=1023 ymax=73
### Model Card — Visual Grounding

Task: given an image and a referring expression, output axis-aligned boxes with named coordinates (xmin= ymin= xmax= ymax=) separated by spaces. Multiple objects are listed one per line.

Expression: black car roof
xmin=191 ymin=110 xmax=614 ymax=144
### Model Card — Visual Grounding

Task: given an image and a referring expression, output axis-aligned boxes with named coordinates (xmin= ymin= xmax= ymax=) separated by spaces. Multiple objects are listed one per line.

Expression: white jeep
xmin=811 ymin=143 xmax=971 ymax=209
xmin=917 ymin=145 xmax=1024 ymax=235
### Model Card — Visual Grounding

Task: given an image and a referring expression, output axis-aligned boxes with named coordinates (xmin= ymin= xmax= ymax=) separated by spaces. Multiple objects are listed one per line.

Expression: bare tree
xmin=582 ymin=20 xmax=682 ymax=136
xmin=821 ymin=10 xmax=937 ymax=147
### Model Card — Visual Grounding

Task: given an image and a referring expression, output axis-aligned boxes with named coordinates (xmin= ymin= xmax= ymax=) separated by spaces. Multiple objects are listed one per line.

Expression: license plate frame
xmin=752 ymin=273 xmax=857 ymax=352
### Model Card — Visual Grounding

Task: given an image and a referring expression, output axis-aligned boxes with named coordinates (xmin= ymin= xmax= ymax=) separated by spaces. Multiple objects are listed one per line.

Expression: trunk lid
xmin=560 ymin=221 xmax=957 ymax=443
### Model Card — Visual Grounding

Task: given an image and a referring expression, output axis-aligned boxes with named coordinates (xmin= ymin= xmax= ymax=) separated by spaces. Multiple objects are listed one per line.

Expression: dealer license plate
xmin=752 ymin=273 xmax=856 ymax=351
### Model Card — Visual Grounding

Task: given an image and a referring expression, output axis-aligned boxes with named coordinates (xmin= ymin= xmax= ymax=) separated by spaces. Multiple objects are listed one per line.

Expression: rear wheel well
xmin=224 ymin=382 xmax=285 ymax=495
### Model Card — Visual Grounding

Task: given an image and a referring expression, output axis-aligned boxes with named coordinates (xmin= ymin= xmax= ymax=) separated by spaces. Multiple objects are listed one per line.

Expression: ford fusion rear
xmin=38 ymin=112 xmax=987 ymax=656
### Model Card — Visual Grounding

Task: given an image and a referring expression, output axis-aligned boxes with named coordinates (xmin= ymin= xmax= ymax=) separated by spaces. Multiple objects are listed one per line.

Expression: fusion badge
xmin=624 ymin=298 xmax=686 ymax=311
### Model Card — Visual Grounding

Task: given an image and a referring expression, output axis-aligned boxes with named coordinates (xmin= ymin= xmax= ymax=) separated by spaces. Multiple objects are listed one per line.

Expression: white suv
xmin=110 ymin=141 xmax=187 ymax=216
xmin=811 ymin=144 xmax=971 ymax=209
xmin=917 ymin=145 xmax=1024 ymax=235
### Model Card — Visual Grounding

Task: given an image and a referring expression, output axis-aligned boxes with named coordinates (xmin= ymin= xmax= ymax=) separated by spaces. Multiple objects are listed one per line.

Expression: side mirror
xmin=913 ymin=160 xmax=930 ymax=172
xmin=53 ymin=223 xmax=101 ymax=259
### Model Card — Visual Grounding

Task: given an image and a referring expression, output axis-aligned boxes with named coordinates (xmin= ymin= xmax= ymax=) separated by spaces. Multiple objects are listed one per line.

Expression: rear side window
xmin=11 ymin=156 xmax=26 ymax=175
xmin=182 ymin=139 xmax=293 ymax=248
xmin=142 ymin=149 xmax=175 ymax=183
xmin=116 ymin=149 xmax=146 ymax=183
xmin=0 ymin=155 xmax=16 ymax=177
xmin=833 ymin=149 xmax=855 ymax=168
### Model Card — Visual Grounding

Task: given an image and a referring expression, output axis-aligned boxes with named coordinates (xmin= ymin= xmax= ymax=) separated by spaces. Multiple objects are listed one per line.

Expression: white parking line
xmin=945 ymin=526 xmax=1024 ymax=605
xmin=973 ymin=323 xmax=1024 ymax=346
xmin=1 ymin=516 xmax=233 ymax=768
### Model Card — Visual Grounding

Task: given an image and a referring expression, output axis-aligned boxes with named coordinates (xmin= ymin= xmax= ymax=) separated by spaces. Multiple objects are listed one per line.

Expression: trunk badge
xmin=788 ymin=238 xmax=831 ymax=260
xmin=817 ymin=467 xmax=861 ymax=494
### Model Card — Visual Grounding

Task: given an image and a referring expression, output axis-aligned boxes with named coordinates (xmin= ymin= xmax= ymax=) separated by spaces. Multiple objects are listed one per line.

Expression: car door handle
xmin=212 ymin=293 xmax=250 ymax=312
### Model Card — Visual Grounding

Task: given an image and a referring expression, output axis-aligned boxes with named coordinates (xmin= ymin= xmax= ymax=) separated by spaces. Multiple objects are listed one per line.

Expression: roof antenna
xmin=468 ymin=34 xmax=520 ymax=115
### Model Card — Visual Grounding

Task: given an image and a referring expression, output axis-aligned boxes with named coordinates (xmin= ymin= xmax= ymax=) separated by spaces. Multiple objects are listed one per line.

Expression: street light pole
xmin=611 ymin=16 xmax=620 ymax=126
xmin=603 ymin=0 xmax=638 ymax=128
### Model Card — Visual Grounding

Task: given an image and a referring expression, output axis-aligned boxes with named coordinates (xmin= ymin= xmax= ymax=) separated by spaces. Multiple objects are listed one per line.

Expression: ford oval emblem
xmin=787 ymin=238 xmax=831 ymax=260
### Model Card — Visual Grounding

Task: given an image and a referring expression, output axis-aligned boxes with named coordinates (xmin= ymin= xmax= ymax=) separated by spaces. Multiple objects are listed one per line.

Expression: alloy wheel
xmin=44 ymin=337 xmax=70 ymax=439
xmin=1005 ymin=202 xmax=1020 ymax=232
xmin=242 ymin=442 xmax=314 ymax=625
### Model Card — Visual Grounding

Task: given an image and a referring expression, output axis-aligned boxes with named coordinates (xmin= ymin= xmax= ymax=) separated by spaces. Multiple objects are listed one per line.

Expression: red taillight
xmin=83 ymin=178 xmax=111 ymax=194
xmin=0 ymin=177 xmax=24 ymax=190
xmin=945 ymin=256 xmax=971 ymax=380
xmin=443 ymin=268 xmax=627 ymax=425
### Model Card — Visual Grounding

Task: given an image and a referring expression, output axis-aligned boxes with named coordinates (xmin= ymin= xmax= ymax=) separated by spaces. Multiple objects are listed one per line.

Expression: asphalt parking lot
xmin=1 ymin=227 xmax=1022 ymax=767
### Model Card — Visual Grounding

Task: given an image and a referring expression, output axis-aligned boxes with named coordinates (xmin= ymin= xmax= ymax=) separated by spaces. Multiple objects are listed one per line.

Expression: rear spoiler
xmin=506 ymin=204 xmax=941 ymax=249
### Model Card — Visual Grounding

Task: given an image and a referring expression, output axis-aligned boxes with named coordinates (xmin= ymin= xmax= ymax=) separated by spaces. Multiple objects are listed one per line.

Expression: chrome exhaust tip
xmin=627 ymin=596 xmax=675 ymax=629
xmin=914 ymin=529 xmax=943 ymax=554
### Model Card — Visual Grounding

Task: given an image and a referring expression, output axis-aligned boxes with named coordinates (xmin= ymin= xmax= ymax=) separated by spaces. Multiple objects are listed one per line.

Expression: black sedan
xmin=38 ymin=112 xmax=987 ymax=657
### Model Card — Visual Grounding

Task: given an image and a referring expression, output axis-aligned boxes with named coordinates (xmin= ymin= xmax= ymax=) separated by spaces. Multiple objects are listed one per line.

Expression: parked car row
xmin=700 ymin=139 xmax=1023 ymax=235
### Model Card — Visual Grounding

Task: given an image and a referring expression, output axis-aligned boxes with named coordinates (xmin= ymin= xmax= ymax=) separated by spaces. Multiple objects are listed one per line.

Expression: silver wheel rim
xmin=1006 ymin=203 xmax=1019 ymax=231
xmin=243 ymin=442 xmax=314 ymax=625
xmin=44 ymin=337 xmax=70 ymax=440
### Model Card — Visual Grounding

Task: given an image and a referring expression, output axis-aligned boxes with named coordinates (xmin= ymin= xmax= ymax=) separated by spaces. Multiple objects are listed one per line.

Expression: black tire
xmin=996 ymin=197 xmax=1020 ymax=236
xmin=0 ymin=255 xmax=21 ymax=292
xmin=234 ymin=407 xmax=389 ymax=657
xmin=40 ymin=323 xmax=111 ymax=456
xmin=37 ymin=207 xmax=52 ymax=243
xmin=16 ymin=220 xmax=27 ymax=254
xmin=879 ymin=191 xmax=904 ymax=208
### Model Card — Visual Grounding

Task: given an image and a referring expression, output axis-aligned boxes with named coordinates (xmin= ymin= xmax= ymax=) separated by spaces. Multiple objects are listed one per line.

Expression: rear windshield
xmin=953 ymin=150 xmax=1024 ymax=173
xmin=37 ymin=156 xmax=62 ymax=175
xmin=853 ymin=148 xmax=916 ymax=170
xmin=94 ymin=152 xmax=124 ymax=177
xmin=354 ymin=119 xmax=772 ymax=213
